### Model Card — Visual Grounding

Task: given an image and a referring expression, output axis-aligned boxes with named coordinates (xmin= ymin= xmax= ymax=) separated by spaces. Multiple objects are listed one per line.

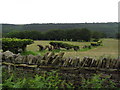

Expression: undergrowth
xmin=2 ymin=69 xmax=117 ymax=89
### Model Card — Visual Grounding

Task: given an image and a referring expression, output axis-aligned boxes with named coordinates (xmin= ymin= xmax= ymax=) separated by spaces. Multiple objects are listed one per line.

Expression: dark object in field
xmin=53 ymin=46 xmax=59 ymax=50
xmin=83 ymin=45 xmax=87 ymax=48
xmin=49 ymin=42 xmax=79 ymax=51
xmin=83 ymin=45 xmax=91 ymax=49
xmin=37 ymin=45 xmax=44 ymax=51
xmin=65 ymin=47 xmax=70 ymax=50
xmin=88 ymin=45 xmax=91 ymax=49
xmin=44 ymin=45 xmax=49 ymax=50
xmin=44 ymin=45 xmax=53 ymax=51
xmin=73 ymin=46 xmax=79 ymax=51
xmin=91 ymin=42 xmax=99 ymax=46
xmin=91 ymin=40 xmax=102 ymax=46
xmin=48 ymin=46 xmax=53 ymax=51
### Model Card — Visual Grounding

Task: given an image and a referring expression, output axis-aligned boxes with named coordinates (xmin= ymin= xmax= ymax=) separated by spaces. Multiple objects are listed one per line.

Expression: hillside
xmin=2 ymin=22 xmax=118 ymax=37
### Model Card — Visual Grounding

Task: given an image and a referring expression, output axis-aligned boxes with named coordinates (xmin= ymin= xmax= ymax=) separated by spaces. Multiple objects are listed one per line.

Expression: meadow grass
xmin=26 ymin=39 xmax=118 ymax=59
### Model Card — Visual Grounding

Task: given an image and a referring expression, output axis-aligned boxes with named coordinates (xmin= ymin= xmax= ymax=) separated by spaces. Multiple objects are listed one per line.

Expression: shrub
xmin=2 ymin=38 xmax=34 ymax=53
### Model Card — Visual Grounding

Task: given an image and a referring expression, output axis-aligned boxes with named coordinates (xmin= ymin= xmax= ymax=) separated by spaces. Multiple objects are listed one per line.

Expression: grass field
xmin=26 ymin=39 xmax=118 ymax=59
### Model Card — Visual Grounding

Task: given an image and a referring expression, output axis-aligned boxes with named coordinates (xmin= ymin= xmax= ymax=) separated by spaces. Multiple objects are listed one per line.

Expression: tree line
xmin=4 ymin=28 xmax=107 ymax=41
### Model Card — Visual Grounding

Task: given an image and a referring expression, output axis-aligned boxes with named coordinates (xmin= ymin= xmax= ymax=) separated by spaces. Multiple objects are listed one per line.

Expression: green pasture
xmin=26 ymin=39 xmax=118 ymax=59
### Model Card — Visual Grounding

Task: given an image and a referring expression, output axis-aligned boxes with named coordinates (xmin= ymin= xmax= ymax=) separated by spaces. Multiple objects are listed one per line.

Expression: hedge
xmin=2 ymin=38 xmax=34 ymax=53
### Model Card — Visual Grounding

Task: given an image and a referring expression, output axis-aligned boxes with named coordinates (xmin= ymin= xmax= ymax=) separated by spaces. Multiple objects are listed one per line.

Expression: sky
xmin=0 ymin=0 xmax=119 ymax=24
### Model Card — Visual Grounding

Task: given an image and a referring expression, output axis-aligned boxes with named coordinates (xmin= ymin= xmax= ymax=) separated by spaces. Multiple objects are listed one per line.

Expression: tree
xmin=45 ymin=29 xmax=66 ymax=40
xmin=5 ymin=30 xmax=43 ymax=40
xmin=116 ymin=33 xmax=120 ymax=39
xmin=91 ymin=31 xmax=106 ymax=39
xmin=4 ymin=28 xmax=104 ymax=41
xmin=80 ymin=28 xmax=91 ymax=41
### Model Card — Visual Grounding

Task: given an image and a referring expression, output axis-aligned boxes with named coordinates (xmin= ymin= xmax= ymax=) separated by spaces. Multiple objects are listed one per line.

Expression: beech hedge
xmin=2 ymin=38 xmax=34 ymax=53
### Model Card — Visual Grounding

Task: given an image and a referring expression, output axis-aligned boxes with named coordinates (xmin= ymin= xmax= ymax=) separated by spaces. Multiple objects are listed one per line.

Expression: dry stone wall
xmin=1 ymin=51 xmax=120 ymax=69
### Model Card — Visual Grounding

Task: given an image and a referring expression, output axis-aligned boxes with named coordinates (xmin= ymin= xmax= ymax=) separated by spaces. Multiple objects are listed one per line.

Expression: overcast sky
xmin=0 ymin=0 xmax=119 ymax=24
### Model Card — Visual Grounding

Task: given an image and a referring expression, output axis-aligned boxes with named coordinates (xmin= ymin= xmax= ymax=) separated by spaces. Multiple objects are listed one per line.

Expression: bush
xmin=2 ymin=38 xmax=34 ymax=53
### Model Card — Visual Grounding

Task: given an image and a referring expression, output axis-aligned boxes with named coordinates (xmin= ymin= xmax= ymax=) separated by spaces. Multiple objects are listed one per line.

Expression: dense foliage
xmin=2 ymin=69 xmax=117 ymax=89
xmin=4 ymin=28 xmax=106 ymax=41
xmin=5 ymin=30 xmax=43 ymax=40
xmin=2 ymin=38 xmax=34 ymax=53
xmin=2 ymin=70 xmax=74 ymax=89
xmin=91 ymin=31 xmax=106 ymax=39
xmin=2 ymin=23 xmax=118 ymax=38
